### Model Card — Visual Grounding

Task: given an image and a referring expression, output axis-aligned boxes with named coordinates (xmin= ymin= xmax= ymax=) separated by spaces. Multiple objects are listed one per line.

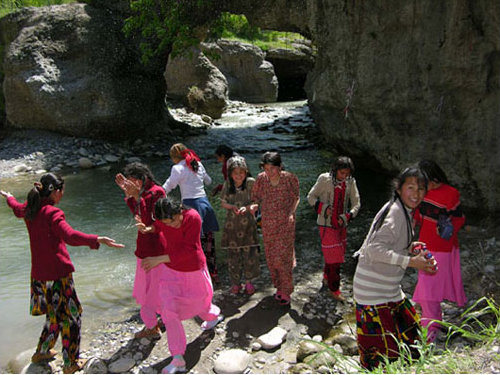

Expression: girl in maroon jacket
xmin=115 ymin=162 xmax=167 ymax=339
xmin=1 ymin=173 xmax=123 ymax=374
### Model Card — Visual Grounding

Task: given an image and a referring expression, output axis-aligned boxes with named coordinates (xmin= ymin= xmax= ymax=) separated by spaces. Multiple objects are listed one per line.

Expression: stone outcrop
xmin=164 ymin=47 xmax=228 ymax=119
xmin=0 ymin=4 xmax=163 ymax=139
xmin=224 ymin=0 xmax=500 ymax=211
xmin=201 ymin=39 xmax=278 ymax=103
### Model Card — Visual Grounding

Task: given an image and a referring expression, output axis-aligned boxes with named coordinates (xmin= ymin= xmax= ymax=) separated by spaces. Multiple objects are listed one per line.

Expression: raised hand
xmin=97 ymin=236 xmax=125 ymax=248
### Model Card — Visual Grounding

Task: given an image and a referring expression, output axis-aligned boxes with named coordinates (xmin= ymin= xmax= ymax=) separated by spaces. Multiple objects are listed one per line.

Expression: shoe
xmin=244 ymin=282 xmax=255 ymax=295
xmin=31 ymin=348 xmax=57 ymax=363
xmin=277 ymin=294 xmax=291 ymax=306
xmin=161 ymin=356 xmax=186 ymax=374
xmin=274 ymin=291 xmax=282 ymax=301
xmin=331 ymin=290 xmax=346 ymax=302
xmin=134 ymin=324 xmax=161 ymax=339
xmin=201 ymin=314 xmax=224 ymax=331
xmin=62 ymin=358 xmax=88 ymax=374
xmin=230 ymin=285 xmax=241 ymax=294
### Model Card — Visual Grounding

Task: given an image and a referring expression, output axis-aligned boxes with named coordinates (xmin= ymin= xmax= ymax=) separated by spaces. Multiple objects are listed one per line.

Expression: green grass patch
xmin=0 ymin=0 xmax=75 ymax=18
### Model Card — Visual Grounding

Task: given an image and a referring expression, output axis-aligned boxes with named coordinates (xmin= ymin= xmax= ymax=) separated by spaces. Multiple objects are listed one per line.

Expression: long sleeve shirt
xmin=6 ymin=196 xmax=99 ymax=281
xmin=162 ymin=160 xmax=212 ymax=200
xmin=153 ymin=209 xmax=206 ymax=272
xmin=353 ymin=199 xmax=413 ymax=305
xmin=125 ymin=180 xmax=167 ymax=258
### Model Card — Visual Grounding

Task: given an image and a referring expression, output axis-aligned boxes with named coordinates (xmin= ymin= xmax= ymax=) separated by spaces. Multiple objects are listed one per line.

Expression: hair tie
xmin=181 ymin=149 xmax=201 ymax=171
xmin=47 ymin=183 xmax=54 ymax=192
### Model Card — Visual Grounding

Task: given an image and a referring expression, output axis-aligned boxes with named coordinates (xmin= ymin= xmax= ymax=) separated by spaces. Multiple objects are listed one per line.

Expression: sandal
xmin=201 ymin=314 xmax=224 ymax=331
xmin=134 ymin=324 xmax=161 ymax=339
xmin=162 ymin=356 xmax=186 ymax=374
xmin=31 ymin=348 xmax=57 ymax=363
xmin=244 ymin=282 xmax=255 ymax=295
xmin=277 ymin=294 xmax=291 ymax=306
xmin=230 ymin=285 xmax=241 ymax=294
xmin=62 ymin=358 xmax=88 ymax=374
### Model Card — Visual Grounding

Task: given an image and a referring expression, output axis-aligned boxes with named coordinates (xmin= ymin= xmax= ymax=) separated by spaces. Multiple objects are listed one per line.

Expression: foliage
xmin=123 ymin=0 xmax=223 ymax=65
xmin=0 ymin=0 xmax=74 ymax=17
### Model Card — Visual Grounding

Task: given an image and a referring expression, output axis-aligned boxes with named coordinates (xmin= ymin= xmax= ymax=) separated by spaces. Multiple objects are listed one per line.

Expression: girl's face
xmin=128 ymin=177 xmax=143 ymax=189
xmin=263 ymin=164 xmax=281 ymax=180
xmin=397 ymin=176 xmax=426 ymax=209
xmin=216 ymin=154 xmax=225 ymax=163
xmin=160 ymin=214 xmax=183 ymax=228
xmin=231 ymin=167 xmax=247 ymax=187
xmin=51 ymin=187 xmax=64 ymax=204
xmin=335 ymin=168 xmax=351 ymax=181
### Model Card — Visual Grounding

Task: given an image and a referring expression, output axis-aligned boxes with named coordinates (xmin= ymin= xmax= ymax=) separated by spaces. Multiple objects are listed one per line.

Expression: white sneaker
xmin=201 ymin=314 xmax=224 ymax=331
xmin=161 ymin=356 xmax=186 ymax=374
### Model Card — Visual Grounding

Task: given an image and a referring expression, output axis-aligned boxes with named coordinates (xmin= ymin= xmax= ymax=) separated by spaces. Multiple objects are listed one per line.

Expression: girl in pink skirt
xmin=136 ymin=198 xmax=223 ymax=374
xmin=413 ymin=160 xmax=466 ymax=342
xmin=115 ymin=163 xmax=167 ymax=339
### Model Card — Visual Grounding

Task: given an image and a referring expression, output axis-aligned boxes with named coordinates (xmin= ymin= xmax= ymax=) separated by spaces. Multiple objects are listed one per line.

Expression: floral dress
xmin=251 ymin=171 xmax=299 ymax=297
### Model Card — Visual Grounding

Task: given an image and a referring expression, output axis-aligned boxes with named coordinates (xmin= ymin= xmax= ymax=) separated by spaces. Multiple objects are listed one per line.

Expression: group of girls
xmin=1 ymin=141 xmax=466 ymax=372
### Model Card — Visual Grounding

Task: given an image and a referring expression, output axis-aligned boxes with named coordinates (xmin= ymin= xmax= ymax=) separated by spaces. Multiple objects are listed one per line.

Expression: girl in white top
xmin=162 ymin=143 xmax=220 ymax=282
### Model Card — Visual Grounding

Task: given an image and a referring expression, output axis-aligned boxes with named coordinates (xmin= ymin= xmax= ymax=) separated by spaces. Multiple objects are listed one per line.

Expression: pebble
xmin=213 ymin=349 xmax=251 ymax=374
xmin=257 ymin=327 xmax=288 ymax=350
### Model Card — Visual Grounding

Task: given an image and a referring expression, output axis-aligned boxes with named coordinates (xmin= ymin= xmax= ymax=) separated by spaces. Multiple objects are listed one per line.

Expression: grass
xmin=0 ymin=0 xmax=75 ymax=18
xmin=306 ymin=297 xmax=500 ymax=373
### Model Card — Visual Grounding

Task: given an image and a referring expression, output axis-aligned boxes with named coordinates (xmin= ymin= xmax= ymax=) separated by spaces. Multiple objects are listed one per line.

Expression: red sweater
xmin=417 ymin=184 xmax=465 ymax=252
xmin=153 ymin=209 xmax=206 ymax=272
xmin=6 ymin=196 xmax=100 ymax=281
xmin=125 ymin=181 xmax=167 ymax=258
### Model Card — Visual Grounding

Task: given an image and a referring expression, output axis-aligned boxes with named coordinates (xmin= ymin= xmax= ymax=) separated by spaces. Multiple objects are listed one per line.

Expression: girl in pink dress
xmin=250 ymin=151 xmax=300 ymax=305
xmin=136 ymin=198 xmax=223 ymax=374
xmin=413 ymin=160 xmax=466 ymax=342
xmin=115 ymin=162 xmax=167 ymax=339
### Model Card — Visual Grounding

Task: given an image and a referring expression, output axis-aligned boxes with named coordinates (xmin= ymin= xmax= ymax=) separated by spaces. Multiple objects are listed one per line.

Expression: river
xmin=0 ymin=100 xmax=391 ymax=370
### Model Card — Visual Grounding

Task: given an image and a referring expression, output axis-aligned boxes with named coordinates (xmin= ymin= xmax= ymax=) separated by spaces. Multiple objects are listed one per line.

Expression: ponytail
xmin=25 ymin=173 xmax=64 ymax=220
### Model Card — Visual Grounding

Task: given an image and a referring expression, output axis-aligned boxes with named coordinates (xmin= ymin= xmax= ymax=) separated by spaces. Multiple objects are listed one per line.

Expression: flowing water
xmin=0 ymin=100 xmax=390 ymax=369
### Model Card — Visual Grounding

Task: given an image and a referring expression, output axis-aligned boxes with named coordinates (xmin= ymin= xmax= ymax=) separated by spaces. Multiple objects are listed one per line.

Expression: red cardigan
xmin=7 ymin=196 xmax=100 ymax=281
xmin=125 ymin=181 xmax=167 ymax=258
xmin=153 ymin=209 xmax=206 ymax=272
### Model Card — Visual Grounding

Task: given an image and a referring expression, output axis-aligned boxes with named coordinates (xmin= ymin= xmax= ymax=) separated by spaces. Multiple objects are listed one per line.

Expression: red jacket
xmin=125 ymin=181 xmax=167 ymax=258
xmin=416 ymin=184 xmax=465 ymax=252
xmin=153 ymin=209 xmax=206 ymax=272
xmin=7 ymin=196 xmax=99 ymax=281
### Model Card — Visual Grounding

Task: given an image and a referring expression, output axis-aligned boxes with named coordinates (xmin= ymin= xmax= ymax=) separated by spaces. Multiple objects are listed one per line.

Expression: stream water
xmin=0 ymin=100 xmax=391 ymax=369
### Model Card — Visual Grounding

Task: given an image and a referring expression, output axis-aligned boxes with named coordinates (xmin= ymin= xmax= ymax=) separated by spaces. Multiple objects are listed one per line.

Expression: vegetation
xmin=313 ymin=296 xmax=500 ymax=373
xmin=0 ymin=0 xmax=74 ymax=18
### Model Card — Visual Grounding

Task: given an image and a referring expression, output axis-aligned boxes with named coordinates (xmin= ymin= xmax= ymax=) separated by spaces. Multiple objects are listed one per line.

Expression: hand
xmin=248 ymin=204 xmax=259 ymax=215
xmin=288 ymin=213 xmax=295 ymax=224
xmin=238 ymin=206 xmax=248 ymax=215
xmin=135 ymin=215 xmax=153 ymax=233
xmin=409 ymin=241 xmax=426 ymax=255
xmin=115 ymin=173 xmax=140 ymax=199
xmin=97 ymin=236 xmax=125 ymax=248
xmin=141 ymin=255 xmax=170 ymax=272
xmin=0 ymin=190 xmax=13 ymax=199
xmin=231 ymin=205 xmax=240 ymax=215
xmin=408 ymin=251 xmax=438 ymax=274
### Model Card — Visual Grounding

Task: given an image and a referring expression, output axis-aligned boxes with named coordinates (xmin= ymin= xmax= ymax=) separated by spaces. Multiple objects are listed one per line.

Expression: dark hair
xmin=215 ymin=145 xmax=234 ymax=160
xmin=154 ymin=197 xmax=183 ymax=220
xmin=418 ymin=159 xmax=449 ymax=185
xmin=123 ymin=162 xmax=161 ymax=195
xmin=259 ymin=151 xmax=282 ymax=170
xmin=227 ymin=156 xmax=250 ymax=194
xmin=26 ymin=173 xmax=64 ymax=220
xmin=371 ymin=166 xmax=427 ymax=247
xmin=330 ymin=156 xmax=354 ymax=181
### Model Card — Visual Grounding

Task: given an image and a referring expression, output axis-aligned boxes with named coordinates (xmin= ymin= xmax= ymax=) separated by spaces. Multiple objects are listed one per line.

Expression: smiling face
xmin=160 ymin=213 xmax=183 ymax=228
xmin=335 ymin=168 xmax=351 ymax=181
xmin=397 ymin=176 xmax=426 ymax=209
xmin=263 ymin=164 xmax=281 ymax=181
xmin=231 ymin=167 xmax=247 ymax=187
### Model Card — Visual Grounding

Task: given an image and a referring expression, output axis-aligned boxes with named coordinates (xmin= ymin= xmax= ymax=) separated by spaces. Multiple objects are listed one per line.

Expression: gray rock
xmin=213 ymin=349 xmax=251 ymax=374
xmin=103 ymin=154 xmax=119 ymax=163
xmin=13 ymin=164 xmax=28 ymax=173
xmin=84 ymin=357 xmax=108 ymax=374
xmin=79 ymin=157 xmax=94 ymax=169
xmin=296 ymin=340 xmax=323 ymax=362
xmin=108 ymin=357 xmax=136 ymax=373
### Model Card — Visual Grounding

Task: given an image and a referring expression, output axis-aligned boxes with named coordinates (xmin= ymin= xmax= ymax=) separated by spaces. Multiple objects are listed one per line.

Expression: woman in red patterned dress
xmin=250 ymin=152 xmax=300 ymax=305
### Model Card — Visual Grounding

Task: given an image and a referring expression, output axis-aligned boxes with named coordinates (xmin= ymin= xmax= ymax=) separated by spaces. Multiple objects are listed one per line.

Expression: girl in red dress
xmin=250 ymin=151 xmax=300 ymax=305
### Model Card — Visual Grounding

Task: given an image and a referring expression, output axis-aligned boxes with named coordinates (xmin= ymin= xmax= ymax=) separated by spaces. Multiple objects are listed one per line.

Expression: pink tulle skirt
xmin=412 ymin=246 xmax=467 ymax=306
xmin=158 ymin=265 xmax=220 ymax=321
xmin=132 ymin=258 xmax=162 ymax=313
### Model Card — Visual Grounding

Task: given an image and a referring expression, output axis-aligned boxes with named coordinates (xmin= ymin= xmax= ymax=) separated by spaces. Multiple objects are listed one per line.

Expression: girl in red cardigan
xmin=136 ymin=198 xmax=223 ymax=374
xmin=1 ymin=173 xmax=123 ymax=374
xmin=115 ymin=162 xmax=167 ymax=339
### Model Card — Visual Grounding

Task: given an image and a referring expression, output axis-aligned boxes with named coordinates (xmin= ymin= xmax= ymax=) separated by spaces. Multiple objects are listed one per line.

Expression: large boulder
xmin=164 ymin=47 xmax=228 ymax=119
xmin=223 ymin=0 xmax=500 ymax=211
xmin=202 ymin=39 xmax=278 ymax=103
xmin=0 ymin=4 xmax=163 ymax=139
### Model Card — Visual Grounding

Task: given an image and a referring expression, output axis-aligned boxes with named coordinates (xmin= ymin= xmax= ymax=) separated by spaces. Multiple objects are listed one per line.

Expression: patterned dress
xmin=220 ymin=178 xmax=260 ymax=285
xmin=251 ymin=171 xmax=299 ymax=297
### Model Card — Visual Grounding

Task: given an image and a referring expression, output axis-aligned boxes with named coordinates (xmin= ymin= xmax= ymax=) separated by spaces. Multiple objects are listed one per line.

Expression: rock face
xmin=224 ymin=0 xmax=500 ymax=211
xmin=0 ymin=4 xmax=163 ymax=139
xmin=201 ymin=39 xmax=278 ymax=103
xmin=164 ymin=47 xmax=228 ymax=119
